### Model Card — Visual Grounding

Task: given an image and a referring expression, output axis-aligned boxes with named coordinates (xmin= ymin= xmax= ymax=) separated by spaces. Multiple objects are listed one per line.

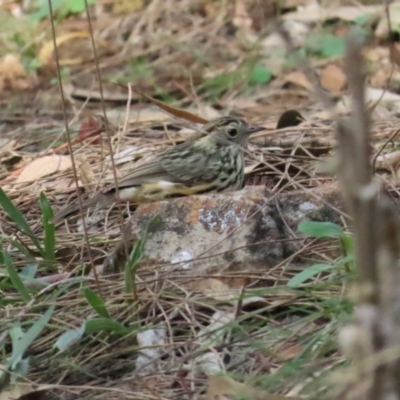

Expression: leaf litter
xmin=1 ymin=1 xmax=400 ymax=399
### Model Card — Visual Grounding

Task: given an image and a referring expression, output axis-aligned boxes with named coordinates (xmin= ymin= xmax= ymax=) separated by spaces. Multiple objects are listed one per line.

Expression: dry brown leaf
xmin=196 ymin=278 xmax=237 ymax=301
xmin=375 ymin=151 xmax=400 ymax=171
xmin=112 ymin=0 xmax=143 ymax=14
xmin=38 ymin=32 xmax=107 ymax=66
xmin=133 ymin=89 xmax=208 ymax=124
xmin=0 ymin=383 xmax=54 ymax=400
xmin=284 ymin=71 xmax=312 ymax=90
xmin=279 ymin=343 xmax=303 ymax=360
xmin=320 ymin=64 xmax=346 ymax=94
xmin=76 ymin=156 xmax=95 ymax=188
xmin=206 ymin=375 xmax=298 ymax=400
xmin=0 ymin=54 xmax=29 ymax=91
xmin=16 ymin=155 xmax=72 ymax=183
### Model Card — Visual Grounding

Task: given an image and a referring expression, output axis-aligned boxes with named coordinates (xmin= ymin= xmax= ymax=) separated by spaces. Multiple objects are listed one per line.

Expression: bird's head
xmin=205 ymin=116 xmax=265 ymax=145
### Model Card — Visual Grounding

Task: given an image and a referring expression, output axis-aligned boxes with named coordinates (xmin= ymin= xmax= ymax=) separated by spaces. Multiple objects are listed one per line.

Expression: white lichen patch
xmin=199 ymin=204 xmax=245 ymax=233
xmin=299 ymin=201 xmax=316 ymax=212
xmin=171 ymin=249 xmax=194 ymax=269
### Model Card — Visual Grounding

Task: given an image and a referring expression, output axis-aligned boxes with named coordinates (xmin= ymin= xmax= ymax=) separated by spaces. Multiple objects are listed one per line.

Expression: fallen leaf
xmin=76 ymin=157 xmax=95 ymax=188
xmin=112 ymin=0 xmax=143 ymax=14
xmin=16 ymin=155 xmax=72 ymax=183
xmin=38 ymin=32 xmax=108 ymax=66
xmin=279 ymin=343 xmax=303 ymax=360
xmin=0 ymin=383 xmax=54 ymax=400
xmin=320 ymin=64 xmax=346 ymax=94
xmin=0 ymin=54 xmax=29 ymax=91
xmin=132 ymin=89 xmax=208 ymax=124
xmin=375 ymin=150 xmax=400 ymax=171
xmin=284 ymin=71 xmax=312 ymax=90
xmin=206 ymin=375 xmax=298 ymax=400
xmin=196 ymin=278 xmax=237 ymax=301
xmin=78 ymin=116 xmax=103 ymax=142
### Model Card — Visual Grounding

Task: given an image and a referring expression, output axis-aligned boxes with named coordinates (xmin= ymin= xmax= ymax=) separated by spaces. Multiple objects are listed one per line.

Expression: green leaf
xmin=54 ymin=322 xmax=86 ymax=352
xmin=298 ymin=221 xmax=344 ymax=238
xmin=66 ymin=0 xmax=95 ymax=13
xmin=250 ymin=65 xmax=272 ymax=84
xmin=340 ymin=235 xmax=354 ymax=255
xmin=21 ymin=264 xmax=38 ymax=279
xmin=39 ymin=192 xmax=55 ymax=260
xmin=287 ymin=264 xmax=335 ymax=287
xmin=8 ymin=305 xmax=54 ymax=369
xmin=3 ymin=250 xmax=31 ymax=302
xmin=0 ymin=188 xmax=44 ymax=256
xmin=8 ymin=238 xmax=36 ymax=260
xmin=10 ymin=359 xmax=29 ymax=383
xmin=85 ymin=318 xmax=130 ymax=335
xmin=125 ymin=215 xmax=160 ymax=294
xmin=321 ymin=35 xmax=345 ymax=58
xmin=84 ymin=288 xmax=109 ymax=318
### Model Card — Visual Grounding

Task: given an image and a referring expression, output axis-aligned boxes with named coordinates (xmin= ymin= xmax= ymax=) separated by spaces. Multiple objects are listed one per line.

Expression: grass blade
xmin=0 ymin=188 xmax=44 ymax=256
xmin=9 ymin=305 xmax=54 ymax=369
xmin=39 ymin=192 xmax=55 ymax=260
xmin=125 ymin=214 xmax=160 ymax=294
xmin=54 ymin=322 xmax=86 ymax=352
xmin=287 ymin=264 xmax=335 ymax=287
xmin=298 ymin=221 xmax=344 ymax=238
xmin=84 ymin=288 xmax=109 ymax=318
xmin=85 ymin=318 xmax=130 ymax=335
xmin=3 ymin=250 xmax=31 ymax=302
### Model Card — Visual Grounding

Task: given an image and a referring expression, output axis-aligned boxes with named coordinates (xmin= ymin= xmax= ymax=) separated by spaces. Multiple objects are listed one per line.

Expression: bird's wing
xmin=161 ymin=147 xmax=222 ymax=185
xmin=110 ymin=134 xmax=220 ymax=189
xmin=115 ymin=159 xmax=173 ymax=188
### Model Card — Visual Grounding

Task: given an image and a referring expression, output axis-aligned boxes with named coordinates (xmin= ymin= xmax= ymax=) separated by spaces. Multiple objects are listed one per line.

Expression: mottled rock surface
xmin=122 ymin=184 xmax=342 ymax=273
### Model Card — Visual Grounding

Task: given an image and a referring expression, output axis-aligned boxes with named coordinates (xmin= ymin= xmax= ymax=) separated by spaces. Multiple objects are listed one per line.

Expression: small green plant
xmin=0 ymin=189 xmax=56 ymax=262
xmin=51 ymin=215 xmax=161 ymax=353
xmin=249 ymin=65 xmax=272 ymax=84
xmin=306 ymin=32 xmax=346 ymax=58
xmin=0 ymin=305 xmax=55 ymax=391
xmin=30 ymin=0 xmax=96 ymax=21
xmin=287 ymin=220 xmax=354 ymax=287
xmin=125 ymin=214 xmax=160 ymax=296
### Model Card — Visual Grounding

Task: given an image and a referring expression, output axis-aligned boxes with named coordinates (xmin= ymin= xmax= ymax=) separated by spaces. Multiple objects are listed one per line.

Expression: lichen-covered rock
xmin=113 ymin=184 xmax=342 ymax=274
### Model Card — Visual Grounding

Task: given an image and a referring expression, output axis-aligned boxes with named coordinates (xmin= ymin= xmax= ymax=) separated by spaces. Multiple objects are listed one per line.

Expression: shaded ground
xmin=0 ymin=1 xmax=399 ymax=399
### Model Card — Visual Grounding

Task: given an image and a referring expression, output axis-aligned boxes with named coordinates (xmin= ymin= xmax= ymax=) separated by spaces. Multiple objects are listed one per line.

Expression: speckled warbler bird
xmin=54 ymin=116 xmax=265 ymax=222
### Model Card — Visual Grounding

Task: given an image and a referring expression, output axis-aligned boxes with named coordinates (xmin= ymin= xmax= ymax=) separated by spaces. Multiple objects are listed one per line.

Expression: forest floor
xmin=0 ymin=1 xmax=399 ymax=399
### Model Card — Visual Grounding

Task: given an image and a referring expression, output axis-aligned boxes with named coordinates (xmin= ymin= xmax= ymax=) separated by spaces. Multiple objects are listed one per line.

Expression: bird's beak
xmin=247 ymin=125 xmax=265 ymax=134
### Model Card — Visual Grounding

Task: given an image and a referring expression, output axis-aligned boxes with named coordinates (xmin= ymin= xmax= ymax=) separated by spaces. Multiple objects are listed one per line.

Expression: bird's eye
xmin=227 ymin=128 xmax=238 ymax=137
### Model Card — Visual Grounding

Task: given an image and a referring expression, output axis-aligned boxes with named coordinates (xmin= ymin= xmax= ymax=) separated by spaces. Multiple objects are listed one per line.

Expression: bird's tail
xmin=52 ymin=193 xmax=116 ymax=224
